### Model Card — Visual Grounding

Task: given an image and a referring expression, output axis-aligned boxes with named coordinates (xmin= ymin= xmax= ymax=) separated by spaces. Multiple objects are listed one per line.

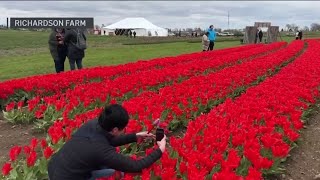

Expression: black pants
xmin=54 ymin=47 xmax=67 ymax=73
xmin=208 ymin=41 xmax=214 ymax=51
xmin=69 ymin=58 xmax=83 ymax=70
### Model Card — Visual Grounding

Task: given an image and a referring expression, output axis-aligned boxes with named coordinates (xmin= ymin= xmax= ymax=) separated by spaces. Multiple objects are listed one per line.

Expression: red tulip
xmin=1 ymin=162 xmax=12 ymax=176
xmin=30 ymin=138 xmax=38 ymax=150
xmin=23 ymin=146 xmax=31 ymax=155
xmin=40 ymin=139 xmax=48 ymax=148
xmin=9 ymin=146 xmax=21 ymax=162
xmin=5 ymin=102 xmax=15 ymax=112
xmin=43 ymin=146 xmax=54 ymax=159
xmin=26 ymin=151 xmax=37 ymax=167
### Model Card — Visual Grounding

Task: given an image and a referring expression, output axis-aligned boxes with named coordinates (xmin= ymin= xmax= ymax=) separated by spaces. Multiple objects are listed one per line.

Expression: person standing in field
xmin=295 ymin=31 xmax=299 ymax=40
xmin=207 ymin=25 xmax=217 ymax=51
xmin=202 ymin=32 xmax=210 ymax=52
xmin=298 ymin=30 xmax=303 ymax=40
xmin=258 ymin=28 xmax=263 ymax=43
xmin=48 ymin=28 xmax=68 ymax=73
xmin=64 ymin=28 xmax=87 ymax=70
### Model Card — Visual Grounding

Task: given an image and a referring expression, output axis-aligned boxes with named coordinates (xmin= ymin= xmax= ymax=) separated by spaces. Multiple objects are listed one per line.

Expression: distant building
xmin=243 ymin=22 xmax=279 ymax=44
xmin=101 ymin=17 xmax=168 ymax=37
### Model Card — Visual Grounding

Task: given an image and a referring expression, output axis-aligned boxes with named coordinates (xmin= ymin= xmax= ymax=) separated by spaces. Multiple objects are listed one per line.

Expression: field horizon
xmin=2 ymin=29 xmax=319 ymax=81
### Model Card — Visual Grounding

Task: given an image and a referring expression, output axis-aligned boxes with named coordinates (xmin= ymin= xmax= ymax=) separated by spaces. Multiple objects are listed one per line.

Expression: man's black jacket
xmin=64 ymin=29 xmax=86 ymax=60
xmin=47 ymin=119 xmax=163 ymax=180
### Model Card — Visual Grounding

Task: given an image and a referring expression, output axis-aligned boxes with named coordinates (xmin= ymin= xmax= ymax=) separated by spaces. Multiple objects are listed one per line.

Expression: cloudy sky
xmin=0 ymin=1 xmax=318 ymax=30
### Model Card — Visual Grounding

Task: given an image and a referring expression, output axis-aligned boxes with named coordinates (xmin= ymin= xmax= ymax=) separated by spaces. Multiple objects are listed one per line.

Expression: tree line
xmin=285 ymin=23 xmax=320 ymax=32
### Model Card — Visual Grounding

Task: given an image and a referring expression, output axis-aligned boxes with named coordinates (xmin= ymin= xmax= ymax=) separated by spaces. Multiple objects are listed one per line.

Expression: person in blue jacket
xmin=207 ymin=25 xmax=216 ymax=51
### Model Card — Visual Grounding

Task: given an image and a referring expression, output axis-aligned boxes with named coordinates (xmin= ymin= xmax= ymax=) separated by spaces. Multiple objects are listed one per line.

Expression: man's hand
xmin=58 ymin=41 xmax=64 ymax=44
xmin=157 ymin=135 xmax=167 ymax=153
xmin=136 ymin=131 xmax=155 ymax=139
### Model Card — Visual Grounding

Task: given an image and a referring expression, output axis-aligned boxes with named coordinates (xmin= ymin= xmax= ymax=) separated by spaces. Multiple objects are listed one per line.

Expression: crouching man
xmin=47 ymin=104 xmax=166 ymax=180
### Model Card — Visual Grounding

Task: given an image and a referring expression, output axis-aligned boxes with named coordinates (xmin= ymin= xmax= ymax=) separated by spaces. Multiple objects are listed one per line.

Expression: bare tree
xmin=284 ymin=23 xmax=298 ymax=31
xmin=290 ymin=24 xmax=299 ymax=31
xmin=303 ymin=26 xmax=309 ymax=31
xmin=310 ymin=23 xmax=320 ymax=31
xmin=285 ymin=24 xmax=291 ymax=31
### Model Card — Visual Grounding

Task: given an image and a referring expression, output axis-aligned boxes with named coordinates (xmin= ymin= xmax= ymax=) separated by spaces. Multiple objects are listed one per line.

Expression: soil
xmin=0 ymin=112 xmax=45 ymax=165
xmin=275 ymin=110 xmax=320 ymax=180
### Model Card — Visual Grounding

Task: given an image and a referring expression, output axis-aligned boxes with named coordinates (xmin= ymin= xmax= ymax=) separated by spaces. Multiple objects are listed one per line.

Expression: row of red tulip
xmin=1 ymin=40 xmax=311 ymax=180
xmin=46 ymin=40 xmax=293 ymax=145
xmin=3 ymin=43 xmax=284 ymax=130
xmin=122 ymin=40 xmax=303 ymax=131
xmin=43 ymin=42 xmax=292 ymax=144
xmin=80 ymin=40 xmax=309 ymax=180
xmin=0 ymin=44 xmax=261 ymax=100
xmin=33 ymin=40 xmax=303 ymax=179
xmin=167 ymin=39 xmax=320 ymax=179
xmin=41 ymin=42 xmax=281 ymax=117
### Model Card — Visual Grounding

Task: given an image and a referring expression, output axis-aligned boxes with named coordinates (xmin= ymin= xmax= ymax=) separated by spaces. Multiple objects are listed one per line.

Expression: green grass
xmin=0 ymin=29 xmax=239 ymax=50
xmin=0 ymin=41 xmax=240 ymax=81
xmin=1 ymin=29 xmax=319 ymax=81
xmin=0 ymin=30 xmax=241 ymax=81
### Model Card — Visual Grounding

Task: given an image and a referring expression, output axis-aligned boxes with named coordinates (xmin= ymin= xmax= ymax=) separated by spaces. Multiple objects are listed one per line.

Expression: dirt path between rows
xmin=276 ymin=110 xmax=320 ymax=180
xmin=0 ymin=112 xmax=46 ymax=165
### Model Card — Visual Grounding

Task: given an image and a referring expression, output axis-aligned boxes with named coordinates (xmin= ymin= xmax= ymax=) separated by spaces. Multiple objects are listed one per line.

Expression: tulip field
xmin=1 ymin=38 xmax=320 ymax=180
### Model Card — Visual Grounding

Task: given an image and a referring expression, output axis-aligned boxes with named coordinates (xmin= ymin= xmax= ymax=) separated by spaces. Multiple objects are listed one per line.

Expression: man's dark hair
xmin=98 ymin=104 xmax=129 ymax=132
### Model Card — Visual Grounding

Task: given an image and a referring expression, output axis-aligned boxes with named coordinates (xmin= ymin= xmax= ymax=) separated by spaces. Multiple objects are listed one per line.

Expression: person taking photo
xmin=47 ymin=104 xmax=167 ymax=180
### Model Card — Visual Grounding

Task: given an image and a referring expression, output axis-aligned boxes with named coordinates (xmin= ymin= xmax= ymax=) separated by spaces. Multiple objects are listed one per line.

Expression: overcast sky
xmin=0 ymin=1 xmax=318 ymax=30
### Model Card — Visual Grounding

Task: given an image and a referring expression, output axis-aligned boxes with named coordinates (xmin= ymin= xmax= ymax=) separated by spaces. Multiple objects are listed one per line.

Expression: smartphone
xmin=156 ymin=128 xmax=164 ymax=141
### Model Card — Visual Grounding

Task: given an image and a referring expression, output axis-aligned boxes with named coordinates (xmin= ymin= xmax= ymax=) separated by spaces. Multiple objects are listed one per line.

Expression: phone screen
xmin=156 ymin=128 xmax=164 ymax=141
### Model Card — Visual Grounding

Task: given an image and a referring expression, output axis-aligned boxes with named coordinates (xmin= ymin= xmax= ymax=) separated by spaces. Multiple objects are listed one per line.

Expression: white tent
xmin=101 ymin=17 xmax=168 ymax=37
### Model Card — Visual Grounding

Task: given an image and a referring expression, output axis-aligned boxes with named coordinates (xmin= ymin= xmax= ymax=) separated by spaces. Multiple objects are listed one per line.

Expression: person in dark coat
xmin=298 ymin=30 xmax=303 ymax=40
xmin=48 ymin=28 xmax=68 ymax=73
xmin=258 ymin=29 xmax=263 ymax=43
xmin=64 ymin=28 xmax=86 ymax=70
xmin=133 ymin=31 xmax=136 ymax=38
xmin=47 ymin=104 xmax=166 ymax=180
xmin=255 ymin=28 xmax=263 ymax=43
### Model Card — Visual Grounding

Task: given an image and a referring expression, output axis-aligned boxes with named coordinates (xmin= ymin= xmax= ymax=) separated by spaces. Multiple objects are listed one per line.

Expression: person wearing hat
xmin=47 ymin=104 xmax=167 ymax=180
xmin=207 ymin=25 xmax=217 ymax=51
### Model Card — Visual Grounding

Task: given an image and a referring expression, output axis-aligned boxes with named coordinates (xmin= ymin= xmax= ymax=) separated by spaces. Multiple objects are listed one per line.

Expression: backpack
xmin=72 ymin=29 xmax=87 ymax=50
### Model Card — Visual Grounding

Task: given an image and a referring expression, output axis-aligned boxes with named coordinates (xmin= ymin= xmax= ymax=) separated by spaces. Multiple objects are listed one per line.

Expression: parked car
xmin=217 ymin=32 xmax=234 ymax=36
